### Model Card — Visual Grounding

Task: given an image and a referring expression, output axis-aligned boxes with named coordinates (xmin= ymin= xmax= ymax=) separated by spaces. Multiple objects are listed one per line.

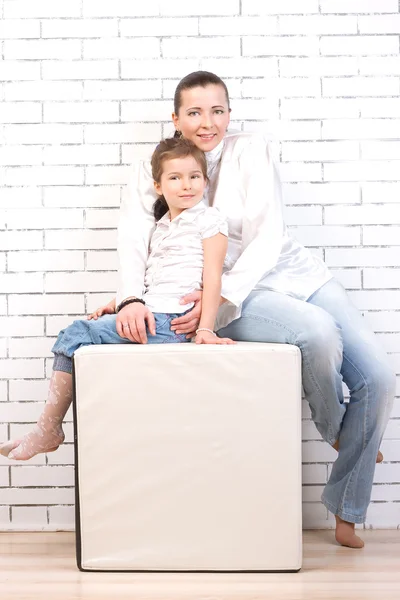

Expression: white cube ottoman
xmin=73 ymin=342 xmax=302 ymax=572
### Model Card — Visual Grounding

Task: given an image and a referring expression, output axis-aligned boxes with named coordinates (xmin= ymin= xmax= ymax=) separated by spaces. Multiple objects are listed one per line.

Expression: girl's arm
xmin=196 ymin=233 xmax=235 ymax=345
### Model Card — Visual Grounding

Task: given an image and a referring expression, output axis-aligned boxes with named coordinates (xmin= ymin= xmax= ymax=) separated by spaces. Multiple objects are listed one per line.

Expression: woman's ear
xmin=172 ymin=112 xmax=179 ymax=130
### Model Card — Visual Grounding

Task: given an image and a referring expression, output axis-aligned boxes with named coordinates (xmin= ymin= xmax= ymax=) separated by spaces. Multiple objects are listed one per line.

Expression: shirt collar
xmin=157 ymin=199 xmax=205 ymax=226
xmin=205 ymin=138 xmax=224 ymax=171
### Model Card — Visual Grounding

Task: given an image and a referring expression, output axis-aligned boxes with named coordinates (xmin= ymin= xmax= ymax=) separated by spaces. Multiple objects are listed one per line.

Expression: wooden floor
xmin=1 ymin=531 xmax=399 ymax=600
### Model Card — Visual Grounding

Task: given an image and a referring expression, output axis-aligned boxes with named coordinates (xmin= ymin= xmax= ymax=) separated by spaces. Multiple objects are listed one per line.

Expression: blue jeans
xmin=218 ymin=278 xmax=395 ymax=523
xmin=51 ymin=312 xmax=190 ymax=374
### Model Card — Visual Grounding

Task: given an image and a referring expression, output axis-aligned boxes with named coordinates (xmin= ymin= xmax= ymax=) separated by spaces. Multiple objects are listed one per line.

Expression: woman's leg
xmin=218 ymin=290 xmax=347 ymax=446
xmin=308 ymin=279 xmax=395 ymax=545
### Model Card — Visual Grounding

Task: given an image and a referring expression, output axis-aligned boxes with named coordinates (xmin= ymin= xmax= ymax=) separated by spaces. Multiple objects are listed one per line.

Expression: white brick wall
xmin=0 ymin=1 xmax=399 ymax=532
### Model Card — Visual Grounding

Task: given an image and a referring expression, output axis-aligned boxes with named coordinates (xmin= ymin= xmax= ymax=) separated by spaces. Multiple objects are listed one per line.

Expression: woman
xmin=115 ymin=71 xmax=395 ymax=549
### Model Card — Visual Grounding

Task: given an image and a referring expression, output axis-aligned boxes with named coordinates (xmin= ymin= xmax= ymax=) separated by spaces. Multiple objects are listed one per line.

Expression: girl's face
xmin=154 ymin=155 xmax=206 ymax=219
xmin=172 ymin=84 xmax=230 ymax=152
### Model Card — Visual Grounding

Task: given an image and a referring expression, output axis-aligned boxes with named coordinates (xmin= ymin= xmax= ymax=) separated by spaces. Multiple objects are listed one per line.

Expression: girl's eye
xmin=191 ymin=175 xmax=200 ymax=179
xmin=169 ymin=176 xmax=179 ymax=180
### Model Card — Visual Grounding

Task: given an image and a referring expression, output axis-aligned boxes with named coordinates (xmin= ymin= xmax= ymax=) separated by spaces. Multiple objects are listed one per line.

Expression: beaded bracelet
xmin=116 ymin=297 xmax=145 ymax=313
xmin=196 ymin=328 xmax=217 ymax=337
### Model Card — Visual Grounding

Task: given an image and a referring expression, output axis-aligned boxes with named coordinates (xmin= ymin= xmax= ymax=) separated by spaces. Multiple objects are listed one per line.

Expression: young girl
xmin=0 ymin=137 xmax=234 ymax=462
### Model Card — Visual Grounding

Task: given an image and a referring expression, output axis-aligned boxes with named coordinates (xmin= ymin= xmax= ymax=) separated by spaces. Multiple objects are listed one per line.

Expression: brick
xmin=365 ymin=502 xmax=400 ymax=528
xmin=45 ymin=229 xmax=117 ymax=250
xmin=362 ymin=183 xmax=400 ymax=204
xmin=282 ymin=183 xmax=360 ymax=205
xmin=0 ymin=231 xmax=43 ymax=251
xmin=164 ymin=37 xmax=240 ymax=58
xmin=11 ymin=506 xmax=48 ymax=527
xmin=0 ymin=487 xmax=74 ymax=505
xmin=363 ymin=311 xmax=400 ymax=332
xmin=242 ymin=0 xmax=319 ymax=14
xmin=359 ymin=57 xmax=400 ymax=76
xmin=302 ymin=464 xmax=327 ymax=485
xmin=43 ymin=144 xmax=119 ymax=166
xmin=86 ymin=250 xmax=118 ymax=271
xmin=320 ymin=0 xmax=399 ymax=14
xmin=280 ymin=15 xmax=357 ymax=35
xmin=348 ymin=291 xmax=400 ymax=310
xmin=160 ymin=0 xmax=240 ymax=16
xmin=279 ymin=163 xmax=322 ymax=183
xmin=84 ymin=123 xmax=161 ymax=144
xmin=380 ymin=440 xmax=400 ymax=462
xmin=322 ymin=119 xmax=400 ymax=140
xmin=0 ymin=103 xmax=41 ymax=124
xmin=46 ymin=316 xmax=77 ymax=336
xmin=326 ymin=249 xmax=400 ymax=268
xmin=0 ymin=297 xmax=6 ymax=315
xmin=4 ymin=124 xmax=83 ymax=144
xmin=5 ymin=81 xmax=82 ymax=101
xmin=362 ymin=142 xmax=400 ymax=160
xmin=242 ymin=77 xmax=320 ymax=98
xmin=42 ymin=60 xmax=119 ymax=81
xmin=48 ymin=505 xmax=75 ymax=527
xmin=243 ymin=36 xmax=318 ymax=56
xmin=0 ymin=359 xmax=44 ymax=379
xmin=283 ymin=206 xmax=322 ymax=226
xmin=202 ymin=57 xmax=278 ymax=78
xmin=371 ymin=483 xmax=400 ymax=502
xmin=120 ymin=100 xmax=170 ymax=122
xmin=281 ymin=98 xmax=358 ymax=119
xmin=5 ymin=209 xmax=83 ymax=230
xmin=200 ymin=16 xmax=277 ymax=35
xmin=83 ymin=0 xmax=159 ymax=17
xmin=122 ymin=17 xmax=198 ymax=37
xmin=280 ymin=57 xmax=358 ymax=77
xmin=4 ymin=0 xmax=81 ymax=18
xmin=325 ymin=205 xmax=400 ymax=225
xmin=8 ymin=337 xmax=55 ymax=358
xmin=290 ymin=225 xmax=360 ymax=247
xmin=8 ymin=294 xmax=84 ymax=316
xmin=329 ymin=269 xmax=361 ymax=290
xmin=0 ymin=19 xmax=40 ymax=39
xmin=45 ymin=272 xmax=117 ymax=293
xmin=44 ymin=102 xmax=119 ymax=124
xmin=121 ymin=58 xmax=199 ymax=79
xmin=43 ymin=186 xmax=120 ymax=208
xmin=0 ymin=273 xmax=43 ymax=293
xmin=282 ymin=141 xmax=358 ymax=162
xmin=8 ymin=251 xmax=84 ymax=272
xmin=0 ymin=467 xmax=9 ymax=486
xmin=263 ymin=120 xmax=321 ymax=141
xmin=361 ymin=98 xmax=400 ymax=119
xmin=85 ymin=166 xmax=131 ymax=185
xmin=0 ymin=507 xmax=11 ymax=526
xmin=364 ymin=227 xmax=400 ymax=246
xmin=86 ymin=293 xmax=116 ymax=314
xmin=321 ymin=36 xmax=398 ymax=56
xmin=4 ymin=40 xmax=81 ymax=60
xmin=6 ymin=166 xmax=84 ymax=187
xmin=11 ymin=465 xmax=74 ymax=487
xmin=323 ymin=77 xmax=399 ymax=98
xmin=85 ymin=209 xmax=119 ymax=229
xmin=376 ymin=333 xmax=400 ymax=353
xmin=0 ymin=146 xmax=42 ymax=166
xmin=9 ymin=380 xmax=49 ymax=402
xmin=0 ymin=61 xmax=41 ymax=82
xmin=84 ymin=38 xmax=159 ymax=60
xmin=42 ymin=19 xmax=118 ymax=38
xmin=302 ymin=486 xmax=325 ymax=502
xmin=324 ymin=162 xmax=400 ymax=182
xmin=83 ymin=80 xmax=161 ymax=101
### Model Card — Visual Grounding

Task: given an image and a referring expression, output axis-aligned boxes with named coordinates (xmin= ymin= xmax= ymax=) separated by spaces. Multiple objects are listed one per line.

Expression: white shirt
xmin=143 ymin=203 xmax=228 ymax=314
xmin=117 ymin=131 xmax=332 ymax=329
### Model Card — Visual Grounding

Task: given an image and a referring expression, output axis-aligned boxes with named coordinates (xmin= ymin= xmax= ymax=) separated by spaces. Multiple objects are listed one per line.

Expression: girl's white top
xmin=143 ymin=203 xmax=228 ymax=314
xmin=117 ymin=131 xmax=333 ymax=330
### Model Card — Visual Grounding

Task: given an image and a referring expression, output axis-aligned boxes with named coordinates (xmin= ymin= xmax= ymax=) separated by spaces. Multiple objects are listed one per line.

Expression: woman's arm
xmin=220 ymin=135 xmax=284 ymax=308
xmin=196 ymin=233 xmax=235 ymax=345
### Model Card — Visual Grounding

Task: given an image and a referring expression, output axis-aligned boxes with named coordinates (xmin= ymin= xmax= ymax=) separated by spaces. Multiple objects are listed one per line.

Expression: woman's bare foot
xmin=335 ymin=515 xmax=364 ymax=548
xmin=1 ymin=425 xmax=64 ymax=461
xmin=332 ymin=440 xmax=383 ymax=463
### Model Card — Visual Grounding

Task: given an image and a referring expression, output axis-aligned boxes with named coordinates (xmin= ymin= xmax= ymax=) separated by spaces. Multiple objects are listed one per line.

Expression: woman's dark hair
xmin=173 ymin=71 xmax=230 ymax=116
xmin=151 ymin=137 xmax=208 ymax=221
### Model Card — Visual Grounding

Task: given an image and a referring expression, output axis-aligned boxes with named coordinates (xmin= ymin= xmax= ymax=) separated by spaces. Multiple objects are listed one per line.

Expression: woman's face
xmin=172 ymin=84 xmax=230 ymax=152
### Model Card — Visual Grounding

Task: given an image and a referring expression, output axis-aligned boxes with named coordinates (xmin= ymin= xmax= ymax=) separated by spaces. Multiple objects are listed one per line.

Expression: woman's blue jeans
xmin=218 ymin=278 xmax=395 ymax=523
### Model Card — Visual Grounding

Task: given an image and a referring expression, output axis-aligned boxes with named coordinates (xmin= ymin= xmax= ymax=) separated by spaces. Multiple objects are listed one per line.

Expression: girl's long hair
xmin=151 ymin=137 xmax=208 ymax=221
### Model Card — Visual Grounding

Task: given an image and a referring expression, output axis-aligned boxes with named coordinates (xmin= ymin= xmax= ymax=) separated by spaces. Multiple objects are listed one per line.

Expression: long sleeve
xmin=220 ymin=135 xmax=285 ymax=307
xmin=116 ymin=159 xmax=157 ymax=306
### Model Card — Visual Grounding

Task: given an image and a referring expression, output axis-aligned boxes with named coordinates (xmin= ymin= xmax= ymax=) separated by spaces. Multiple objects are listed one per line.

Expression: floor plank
xmin=0 ymin=530 xmax=399 ymax=599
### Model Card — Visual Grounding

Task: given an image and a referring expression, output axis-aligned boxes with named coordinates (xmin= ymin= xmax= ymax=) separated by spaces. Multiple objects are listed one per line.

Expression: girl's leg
xmin=0 ymin=315 xmax=131 ymax=461
xmin=308 ymin=279 xmax=395 ymax=546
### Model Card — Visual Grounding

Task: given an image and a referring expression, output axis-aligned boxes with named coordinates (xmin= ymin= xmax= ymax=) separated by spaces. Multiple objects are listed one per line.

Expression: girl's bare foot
xmin=335 ymin=515 xmax=364 ymax=548
xmin=332 ymin=440 xmax=383 ymax=463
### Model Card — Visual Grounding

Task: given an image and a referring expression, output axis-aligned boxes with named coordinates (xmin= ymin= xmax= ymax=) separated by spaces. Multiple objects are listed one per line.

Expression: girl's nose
xmin=182 ymin=178 xmax=192 ymax=190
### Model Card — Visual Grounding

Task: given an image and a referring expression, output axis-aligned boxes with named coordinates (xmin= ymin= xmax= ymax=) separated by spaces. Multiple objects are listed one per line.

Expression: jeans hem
xmin=53 ymin=354 xmax=73 ymax=375
xmin=321 ymin=495 xmax=366 ymax=524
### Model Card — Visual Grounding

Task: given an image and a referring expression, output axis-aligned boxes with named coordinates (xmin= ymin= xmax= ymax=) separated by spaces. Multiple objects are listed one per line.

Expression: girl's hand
xmin=116 ymin=302 xmax=156 ymax=344
xmin=87 ymin=298 xmax=116 ymax=320
xmin=195 ymin=331 xmax=236 ymax=345
xmin=171 ymin=290 xmax=203 ymax=339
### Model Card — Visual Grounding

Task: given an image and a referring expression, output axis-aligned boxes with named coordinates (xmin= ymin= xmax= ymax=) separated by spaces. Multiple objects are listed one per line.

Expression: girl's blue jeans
xmin=218 ymin=278 xmax=395 ymax=524
xmin=51 ymin=312 xmax=190 ymax=373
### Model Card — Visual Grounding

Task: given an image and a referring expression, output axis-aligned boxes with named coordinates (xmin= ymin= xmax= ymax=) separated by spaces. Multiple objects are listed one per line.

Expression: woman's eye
xmin=215 ymin=110 xmax=224 ymax=114
xmin=188 ymin=111 xmax=199 ymax=117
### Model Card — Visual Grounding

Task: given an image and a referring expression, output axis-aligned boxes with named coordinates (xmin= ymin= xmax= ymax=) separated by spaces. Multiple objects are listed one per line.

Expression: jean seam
xmin=321 ymin=495 xmax=365 ymax=524
xmin=338 ymin=354 xmax=369 ymax=517
xmin=239 ymin=313 xmax=339 ymax=443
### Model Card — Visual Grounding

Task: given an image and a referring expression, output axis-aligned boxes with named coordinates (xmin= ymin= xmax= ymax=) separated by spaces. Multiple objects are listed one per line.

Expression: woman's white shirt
xmin=117 ymin=131 xmax=332 ymax=329
xmin=143 ymin=203 xmax=228 ymax=314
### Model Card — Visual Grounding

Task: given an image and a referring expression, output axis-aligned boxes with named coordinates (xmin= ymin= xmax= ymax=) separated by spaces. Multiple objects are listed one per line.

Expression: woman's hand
xmin=195 ymin=331 xmax=236 ymax=345
xmin=171 ymin=291 xmax=203 ymax=338
xmin=87 ymin=298 xmax=116 ymax=320
xmin=116 ymin=302 xmax=156 ymax=344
